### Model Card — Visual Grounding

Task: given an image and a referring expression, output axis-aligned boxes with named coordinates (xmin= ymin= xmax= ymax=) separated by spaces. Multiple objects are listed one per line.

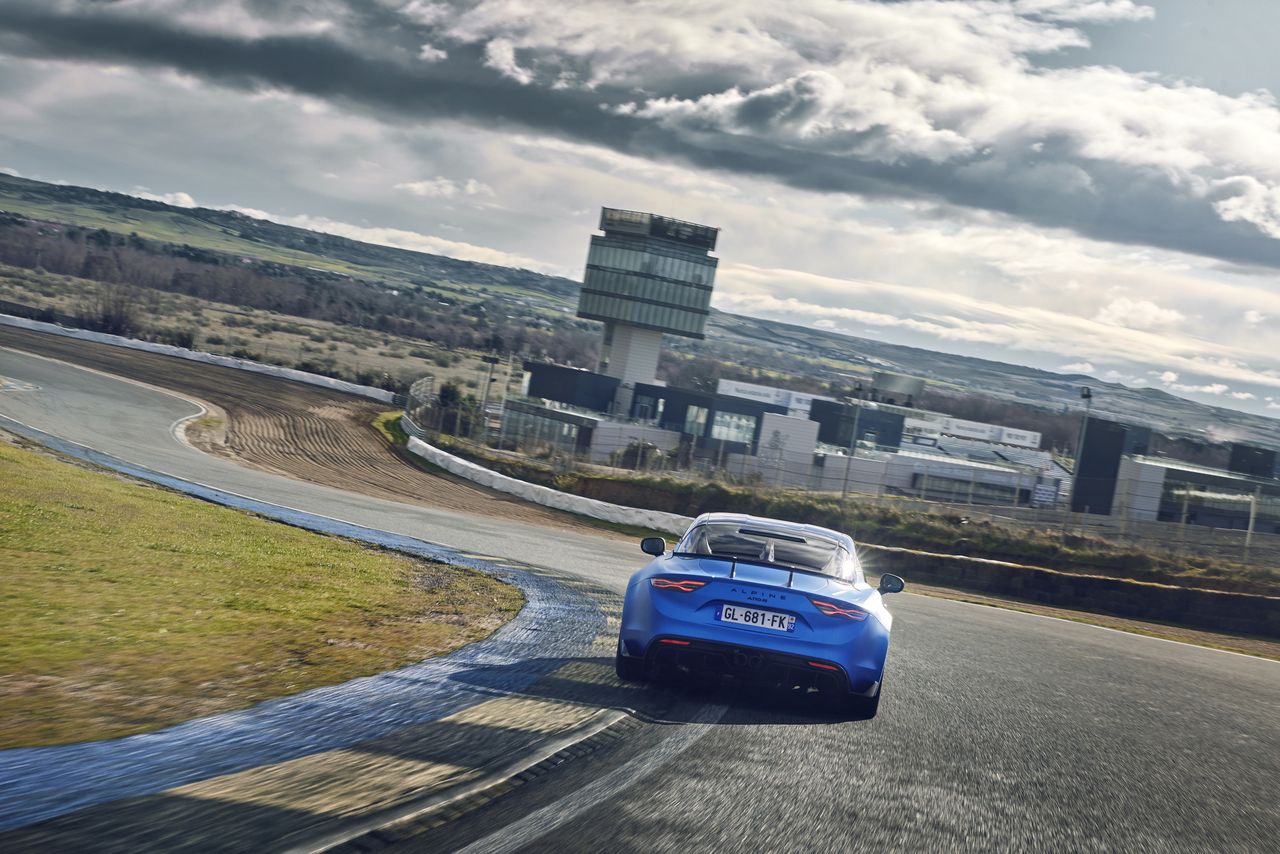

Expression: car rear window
xmin=675 ymin=523 xmax=846 ymax=575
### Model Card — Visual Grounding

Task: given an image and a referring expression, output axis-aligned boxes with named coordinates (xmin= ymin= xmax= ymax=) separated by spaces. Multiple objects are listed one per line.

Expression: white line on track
xmin=453 ymin=702 xmax=729 ymax=854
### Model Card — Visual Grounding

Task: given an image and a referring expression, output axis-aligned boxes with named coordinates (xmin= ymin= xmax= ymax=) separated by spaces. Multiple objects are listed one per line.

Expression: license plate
xmin=717 ymin=604 xmax=795 ymax=632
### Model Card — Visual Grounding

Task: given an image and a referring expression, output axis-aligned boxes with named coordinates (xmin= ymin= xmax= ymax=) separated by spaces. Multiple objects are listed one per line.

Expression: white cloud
xmin=443 ymin=0 xmax=1280 ymax=254
xmin=130 ymin=187 xmax=198 ymax=207
xmin=225 ymin=205 xmax=562 ymax=273
xmin=483 ymin=38 xmax=533 ymax=85
xmin=715 ymin=262 xmax=1280 ymax=394
xmin=1169 ymin=382 xmax=1229 ymax=395
xmin=1094 ymin=298 xmax=1184 ymax=330
xmin=0 ymin=166 xmax=18 ymax=176
xmin=1013 ymin=1 xmax=1155 ymax=23
xmin=418 ymin=44 xmax=447 ymax=63
xmin=394 ymin=177 xmax=494 ymax=199
xmin=1058 ymin=361 xmax=1094 ymax=373
xmin=1244 ymin=309 xmax=1266 ymax=325
xmin=400 ymin=1 xmax=450 ymax=26
xmin=1229 ymin=391 xmax=1257 ymax=400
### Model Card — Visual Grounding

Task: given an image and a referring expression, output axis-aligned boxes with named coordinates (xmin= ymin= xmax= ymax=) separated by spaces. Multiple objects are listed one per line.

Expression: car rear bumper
xmin=639 ymin=636 xmax=880 ymax=695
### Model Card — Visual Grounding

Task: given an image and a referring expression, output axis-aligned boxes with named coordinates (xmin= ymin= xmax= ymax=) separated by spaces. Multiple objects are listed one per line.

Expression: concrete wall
xmin=866 ymin=545 xmax=1279 ymax=639
xmin=589 ymin=422 xmax=681 ymax=464
xmin=752 ymin=413 xmax=820 ymax=487
xmin=0 ymin=314 xmax=396 ymax=403
xmin=1114 ymin=456 xmax=1166 ymax=522
xmin=405 ymin=433 xmax=694 ymax=536
xmin=812 ymin=453 xmax=893 ymax=495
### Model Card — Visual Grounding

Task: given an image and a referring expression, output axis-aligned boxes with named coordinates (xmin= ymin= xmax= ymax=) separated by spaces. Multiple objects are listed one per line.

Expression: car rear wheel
xmin=615 ymin=643 xmax=649 ymax=682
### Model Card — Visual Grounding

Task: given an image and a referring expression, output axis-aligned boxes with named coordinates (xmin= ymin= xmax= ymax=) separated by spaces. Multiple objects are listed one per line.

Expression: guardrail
xmin=0 ymin=314 xmax=396 ymax=403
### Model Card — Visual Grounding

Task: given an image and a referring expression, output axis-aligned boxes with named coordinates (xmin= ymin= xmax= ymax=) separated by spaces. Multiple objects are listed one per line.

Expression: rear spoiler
xmin=723 ymin=556 xmax=829 ymax=587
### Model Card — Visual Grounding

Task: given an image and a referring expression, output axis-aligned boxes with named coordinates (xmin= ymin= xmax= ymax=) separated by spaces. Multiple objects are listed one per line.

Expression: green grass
xmin=0 ymin=438 xmax=522 ymax=748
xmin=0 ymin=192 xmax=373 ymax=278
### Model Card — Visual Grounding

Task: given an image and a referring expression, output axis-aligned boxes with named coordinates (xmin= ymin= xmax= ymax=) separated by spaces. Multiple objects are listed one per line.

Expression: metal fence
xmin=402 ymin=386 xmax=1279 ymax=569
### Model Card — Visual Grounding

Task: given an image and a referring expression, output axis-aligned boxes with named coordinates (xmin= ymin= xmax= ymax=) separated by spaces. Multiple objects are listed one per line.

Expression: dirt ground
xmin=0 ymin=326 xmax=597 ymax=535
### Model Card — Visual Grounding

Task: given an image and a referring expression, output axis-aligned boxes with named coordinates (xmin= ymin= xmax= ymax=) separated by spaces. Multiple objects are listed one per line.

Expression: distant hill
xmin=708 ymin=312 xmax=1279 ymax=446
xmin=1 ymin=172 xmax=1275 ymax=447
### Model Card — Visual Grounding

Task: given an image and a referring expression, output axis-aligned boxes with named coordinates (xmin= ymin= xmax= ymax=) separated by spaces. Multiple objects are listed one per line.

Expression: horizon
xmin=4 ymin=168 xmax=1277 ymax=433
xmin=2 ymin=1 xmax=1279 ymax=418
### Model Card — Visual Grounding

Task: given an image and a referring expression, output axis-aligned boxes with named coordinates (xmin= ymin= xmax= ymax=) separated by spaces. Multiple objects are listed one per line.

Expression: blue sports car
xmin=615 ymin=512 xmax=904 ymax=716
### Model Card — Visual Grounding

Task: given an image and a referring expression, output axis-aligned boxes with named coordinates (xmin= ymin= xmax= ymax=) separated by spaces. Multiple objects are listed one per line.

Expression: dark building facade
xmin=1071 ymin=416 xmax=1151 ymax=514
xmin=1228 ymin=443 xmax=1279 ymax=480
xmin=809 ymin=400 xmax=907 ymax=449
xmin=523 ymin=361 xmax=619 ymax=413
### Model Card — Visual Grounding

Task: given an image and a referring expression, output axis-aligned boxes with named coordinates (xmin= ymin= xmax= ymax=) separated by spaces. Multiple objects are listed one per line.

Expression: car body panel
xmin=618 ymin=513 xmax=896 ymax=696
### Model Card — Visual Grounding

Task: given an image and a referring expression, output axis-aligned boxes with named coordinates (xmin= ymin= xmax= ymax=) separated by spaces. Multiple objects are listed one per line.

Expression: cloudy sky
xmin=1 ymin=1 xmax=1279 ymax=417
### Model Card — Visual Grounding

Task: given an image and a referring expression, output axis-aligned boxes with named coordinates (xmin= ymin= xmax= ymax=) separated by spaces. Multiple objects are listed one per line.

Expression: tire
xmin=615 ymin=644 xmax=649 ymax=682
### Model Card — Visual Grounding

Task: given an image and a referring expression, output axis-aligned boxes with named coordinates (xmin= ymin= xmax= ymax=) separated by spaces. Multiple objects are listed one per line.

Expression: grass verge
xmin=0 ymin=436 xmax=523 ymax=748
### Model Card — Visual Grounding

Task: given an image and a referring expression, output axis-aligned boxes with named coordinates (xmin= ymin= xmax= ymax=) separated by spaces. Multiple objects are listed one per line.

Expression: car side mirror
xmin=878 ymin=573 xmax=905 ymax=594
xmin=640 ymin=537 xmax=667 ymax=557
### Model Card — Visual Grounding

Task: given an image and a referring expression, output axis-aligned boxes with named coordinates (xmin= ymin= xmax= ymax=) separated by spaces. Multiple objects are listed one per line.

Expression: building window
xmin=684 ymin=405 xmax=709 ymax=436
xmin=710 ymin=411 xmax=757 ymax=445
xmin=634 ymin=394 xmax=657 ymax=420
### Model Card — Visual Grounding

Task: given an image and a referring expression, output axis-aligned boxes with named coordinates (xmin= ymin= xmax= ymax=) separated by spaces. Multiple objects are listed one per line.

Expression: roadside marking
xmin=453 ymin=702 xmax=729 ymax=854
xmin=177 ymin=752 xmax=473 ymax=817
xmin=445 ymin=695 xmax=602 ymax=735
xmin=176 ymin=697 xmax=602 ymax=817
xmin=0 ymin=375 xmax=37 ymax=392
xmin=284 ymin=709 xmax=628 ymax=854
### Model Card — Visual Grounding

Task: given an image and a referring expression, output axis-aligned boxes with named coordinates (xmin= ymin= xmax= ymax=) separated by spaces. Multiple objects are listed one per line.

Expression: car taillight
xmin=810 ymin=599 xmax=868 ymax=621
xmin=807 ymin=660 xmax=840 ymax=671
xmin=651 ymin=578 xmax=707 ymax=592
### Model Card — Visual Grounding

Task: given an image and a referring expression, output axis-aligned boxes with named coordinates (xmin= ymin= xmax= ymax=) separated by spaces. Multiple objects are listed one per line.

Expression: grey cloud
xmin=0 ymin=2 xmax=638 ymax=146
xmin=4 ymin=1 xmax=1280 ymax=273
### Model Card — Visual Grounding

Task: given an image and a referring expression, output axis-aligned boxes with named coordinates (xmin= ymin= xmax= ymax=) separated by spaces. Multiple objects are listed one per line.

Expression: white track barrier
xmin=406 ymin=436 xmax=695 ymax=537
xmin=0 ymin=314 xmax=395 ymax=403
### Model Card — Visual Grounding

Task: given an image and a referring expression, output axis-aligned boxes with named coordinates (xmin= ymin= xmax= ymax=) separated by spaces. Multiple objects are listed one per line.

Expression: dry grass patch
xmin=0 ymin=438 xmax=522 ymax=748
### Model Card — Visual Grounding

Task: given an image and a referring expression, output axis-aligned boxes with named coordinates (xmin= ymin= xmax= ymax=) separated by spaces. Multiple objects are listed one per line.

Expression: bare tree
xmin=75 ymin=283 xmax=141 ymax=337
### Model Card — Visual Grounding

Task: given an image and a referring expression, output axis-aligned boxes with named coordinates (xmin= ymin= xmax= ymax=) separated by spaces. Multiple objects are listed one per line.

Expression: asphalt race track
xmin=1 ymin=346 xmax=1278 ymax=852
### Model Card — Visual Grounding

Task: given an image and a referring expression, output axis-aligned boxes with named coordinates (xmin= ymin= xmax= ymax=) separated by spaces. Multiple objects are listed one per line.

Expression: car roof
xmin=688 ymin=512 xmax=855 ymax=551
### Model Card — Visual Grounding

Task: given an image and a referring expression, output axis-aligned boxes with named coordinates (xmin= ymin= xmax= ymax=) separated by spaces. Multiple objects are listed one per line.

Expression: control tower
xmin=577 ymin=207 xmax=719 ymax=413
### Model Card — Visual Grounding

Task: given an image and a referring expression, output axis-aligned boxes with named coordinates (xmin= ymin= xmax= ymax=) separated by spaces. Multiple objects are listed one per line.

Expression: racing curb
xmin=282 ymin=709 xmax=634 ymax=854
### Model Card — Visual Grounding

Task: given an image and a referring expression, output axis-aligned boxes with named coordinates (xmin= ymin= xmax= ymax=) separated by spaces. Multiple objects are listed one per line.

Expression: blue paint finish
xmin=619 ymin=550 xmax=894 ymax=694
xmin=0 ymin=415 xmax=605 ymax=831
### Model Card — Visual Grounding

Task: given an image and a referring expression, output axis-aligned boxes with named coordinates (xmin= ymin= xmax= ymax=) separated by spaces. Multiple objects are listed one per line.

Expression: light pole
xmin=477 ymin=354 xmax=501 ymax=443
xmin=840 ymin=383 xmax=864 ymax=501
xmin=1068 ymin=385 xmax=1092 ymax=512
